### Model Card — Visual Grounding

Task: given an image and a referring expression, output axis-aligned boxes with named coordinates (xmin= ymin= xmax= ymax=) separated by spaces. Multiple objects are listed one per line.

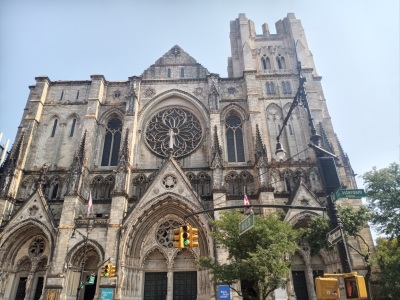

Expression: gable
xmin=142 ymin=45 xmax=209 ymax=79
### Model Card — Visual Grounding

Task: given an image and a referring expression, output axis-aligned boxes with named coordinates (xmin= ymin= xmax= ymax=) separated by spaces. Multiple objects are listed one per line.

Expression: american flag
xmin=244 ymin=193 xmax=250 ymax=207
xmin=87 ymin=191 xmax=93 ymax=217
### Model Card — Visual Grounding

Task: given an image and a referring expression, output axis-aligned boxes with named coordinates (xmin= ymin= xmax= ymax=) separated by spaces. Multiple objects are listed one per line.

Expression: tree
xmin=362 ymin=162 xmax=400 ymax=238
xmin=301 ymin=206 xmax=373 ymax=299
xmin=373 ymin=237 xmax=400 ymax=299
xmin=198 ymin=211 xmax=298 ymax=300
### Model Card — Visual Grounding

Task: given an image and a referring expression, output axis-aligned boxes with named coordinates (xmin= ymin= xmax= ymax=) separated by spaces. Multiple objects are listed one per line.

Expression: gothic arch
xmin=121 ymin=197 xmax=211 ymax=262
xmin=141 ymin=246 xmax=169 ymax=268
xmin=220 ymin=103 xmax=248 ymax=121
xmin=98 ymin=107 xmax=125 ymax=126
xmin=286 ymin=210 xmax=320 ymax=227
xmin=66 ymin=238 xmax=105 ymax=268
xmin=0 ymin=219 xmax=55 ymax=266
xmin=138 ymin=89 xmax=210 ymax=129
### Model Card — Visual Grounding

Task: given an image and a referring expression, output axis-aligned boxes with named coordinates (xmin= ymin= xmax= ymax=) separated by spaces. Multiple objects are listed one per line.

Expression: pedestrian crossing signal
xmin=344 ymin=276 xmax=367 ymax=299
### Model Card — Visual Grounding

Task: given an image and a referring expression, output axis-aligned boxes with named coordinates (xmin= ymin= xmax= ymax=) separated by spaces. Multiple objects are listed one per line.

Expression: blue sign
xmin=218 ymin=285 xmax=231 ymax=299
xmin=100 ymin=288 xmax=114 ymax=300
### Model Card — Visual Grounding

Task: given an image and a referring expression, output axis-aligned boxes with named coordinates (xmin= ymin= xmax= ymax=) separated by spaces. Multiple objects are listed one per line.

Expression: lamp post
xmin=275 ymin=61 xmax=352 ymax=273
xmin=71 ymin=224 xmax=91 ymax=300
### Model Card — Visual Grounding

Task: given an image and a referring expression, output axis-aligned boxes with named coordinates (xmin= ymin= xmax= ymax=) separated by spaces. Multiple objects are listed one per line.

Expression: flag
xmin=87 ymin=191 xmax=93 ymax=217
xmin=244 ymin=193 xmax=250 ymax=207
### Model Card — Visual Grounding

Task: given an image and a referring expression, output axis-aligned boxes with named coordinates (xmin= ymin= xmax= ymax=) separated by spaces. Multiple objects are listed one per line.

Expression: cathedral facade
xmin=0 ymin=13 xmax=373 ymax=300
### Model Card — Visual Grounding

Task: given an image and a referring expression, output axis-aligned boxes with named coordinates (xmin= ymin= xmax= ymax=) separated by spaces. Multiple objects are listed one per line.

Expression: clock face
xmin=145 ymin=107 xmax=203 ymax=158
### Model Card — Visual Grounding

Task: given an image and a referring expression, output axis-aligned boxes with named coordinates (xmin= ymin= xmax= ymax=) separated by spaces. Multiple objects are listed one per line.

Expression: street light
xmin=71 ymin=225 xmax=91 ymax=300
xmin=275 ymin=60 xmax=352 ymax=273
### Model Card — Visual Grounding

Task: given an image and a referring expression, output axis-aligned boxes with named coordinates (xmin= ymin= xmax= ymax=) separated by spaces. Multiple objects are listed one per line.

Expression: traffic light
xmin=344 ymin=276 xmax=367 ymax=299
xmin=109 ymin=264 xmax=116 ymax=277
xmin=173 ymin=226 xmax=183 ymax=248
xmin=101 ymin=264 xmax=110 ymax=277
xmin=182 ymin=225 xmax=190 ymax=247
xmin=315 ymin=277 xmax=340 ymax=300
xmin=190 ymin=227 xmax=199 ymax=248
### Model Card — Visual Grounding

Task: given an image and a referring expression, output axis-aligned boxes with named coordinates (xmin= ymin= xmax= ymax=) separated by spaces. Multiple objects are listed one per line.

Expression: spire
xmin=255 ymin=124 xmax=268 ymax=168
xmin=114 ymin=129 xmax=130 ymax=194
xmin=318 ymin=123 xmax=335 ymax=155
xmin=65 ymin=131 xmax=87 ymax=196
xmin=0 ymin=132 xmax=25 ymax=198
xmin=211 ymin=126 xmax=223 ymax=169
xmin=336 ymin=135 xmax=352 ymax=169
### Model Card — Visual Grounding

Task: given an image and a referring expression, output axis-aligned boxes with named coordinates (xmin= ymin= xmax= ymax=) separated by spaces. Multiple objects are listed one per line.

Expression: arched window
xmin=167 ymin=68 xmax=171 ymax=78
xmin=101 ymin=118 xmax=122 ymax=166
xmin=225 ymin=115 xmax=245 ymax=162
xmin=266 ymin=82 xmax=275 ymax=94
xmin=51 ymin=119 xmax=58 ymax=137
xmin=180 ymin=68 xmax=185 ymax=78
xmin=282 ymin=81 xmax=292 ymax=94
xmin=92 ymin=176 xmax=104 ymax=200
xmin=261 ymin=56 xmax=271 ymax=70
xmin=70 ymin=118 xmax=76 ymax=137
xmin=261 ymin=57 xmax=267 ymax=70
xmin=104 ymin=175 xmax=115 ymax=199
xmin=276 ymin=56 xmax=286 ymax=69
xmin=196 ymin=172 xmax=211 ymax=196
xmin=225 ymin=171 xmax=254 ymax=195
xmin=133 ymin=174 xmax=149 ymax=200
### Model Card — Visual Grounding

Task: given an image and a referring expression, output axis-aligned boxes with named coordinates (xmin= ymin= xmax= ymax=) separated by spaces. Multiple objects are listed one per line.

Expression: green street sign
xmin=340 ymin=189 xmax=366 ymax=198
xmin=239 ymin=213 xmax=254 ymax=235
xmin=331 ymin=187 xmax=366 ymax=202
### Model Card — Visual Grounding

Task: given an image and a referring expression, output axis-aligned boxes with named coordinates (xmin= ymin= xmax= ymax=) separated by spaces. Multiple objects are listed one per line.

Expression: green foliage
xmin=198 ymin=211 xmax=298 ymax=300
xmin=373 ymin=237 xmax=400 ymax=299
xmin=301 ymin=206 xmax=371 ymax=255
xmin=337 ymin=205 xmax=372 ymax=237
xmin=362 ymin=162 xmax=400 ymax=238
xmin=300 ymin=216 xmax=331 ymax=254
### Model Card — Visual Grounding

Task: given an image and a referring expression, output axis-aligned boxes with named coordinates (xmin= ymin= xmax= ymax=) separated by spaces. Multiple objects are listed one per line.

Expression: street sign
xmin=218 ymin=285 xmax=231 ymax=299
xmin=239 ymin=212 xmax=254 ymax=235
xmin=100 ymin=288 xmax=114 ymax=300
xmin=327 ymin=226 xmax=343 ymax=247
xmin=331 ymin=187 xmax=366 ymax=202
xmin=340 ymin=189 xmax=366 ymax=198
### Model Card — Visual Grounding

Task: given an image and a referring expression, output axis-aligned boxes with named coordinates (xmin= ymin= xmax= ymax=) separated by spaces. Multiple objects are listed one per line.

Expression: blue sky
xmin=1 ymin=0 xmax=399 ymax=187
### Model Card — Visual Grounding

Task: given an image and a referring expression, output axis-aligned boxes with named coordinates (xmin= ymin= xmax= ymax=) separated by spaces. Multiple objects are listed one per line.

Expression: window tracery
xmin=225 ymin=171 xmax=254 ymax=195
xmin=101 ymin=118 xmax=122 ymax=166
xmin=225 ymin=115 xmax=245 ymax=162
xmin=145 ymin=108 xmax=203 ymax=158
xmin=28 ymin=237 xmax=45 ymax=258
xmin=133 ymin=174 xmax=149 ymax=200
xmin=156 ymin=220 xmax=182 ymax=248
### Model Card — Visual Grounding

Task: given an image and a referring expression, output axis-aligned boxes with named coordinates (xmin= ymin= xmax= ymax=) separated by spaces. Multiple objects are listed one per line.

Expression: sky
xmin=0 ymin=0 xmax=399 ymax=190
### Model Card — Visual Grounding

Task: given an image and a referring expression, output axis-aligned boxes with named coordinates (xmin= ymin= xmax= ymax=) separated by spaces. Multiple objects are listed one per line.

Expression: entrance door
xmin=33 ymin=277 xmax=44 ymax=300
xmin=144 ymin=272 xmax=167 ymax=300
xmin=292 ymin=271 xmax=309 ymax=300
xmin=83 ymin=274 xmax=97 ymax=300
xmin=173 ymin=271 xmax=197 ymax=300
xmin=15 ymin=277 xmax=27 ymax=300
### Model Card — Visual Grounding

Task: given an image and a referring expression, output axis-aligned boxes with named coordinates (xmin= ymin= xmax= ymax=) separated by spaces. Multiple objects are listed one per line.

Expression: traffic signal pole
xmin=274 ymin=60 xmax=353 ymax=274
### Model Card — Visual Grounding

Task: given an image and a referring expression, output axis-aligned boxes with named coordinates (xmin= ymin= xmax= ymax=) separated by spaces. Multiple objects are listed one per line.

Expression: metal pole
xmin=280 ymin=59 xmax=352 ymax=273
xmin=75 ymin=224 xmax=90 ymax=300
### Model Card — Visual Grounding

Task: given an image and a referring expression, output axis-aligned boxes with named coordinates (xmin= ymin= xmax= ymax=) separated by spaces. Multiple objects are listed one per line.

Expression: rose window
xmin=145 ymin=108 xmax=203 ymax=158
xmin=29 ymin=237 xmax=45 ymax=258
